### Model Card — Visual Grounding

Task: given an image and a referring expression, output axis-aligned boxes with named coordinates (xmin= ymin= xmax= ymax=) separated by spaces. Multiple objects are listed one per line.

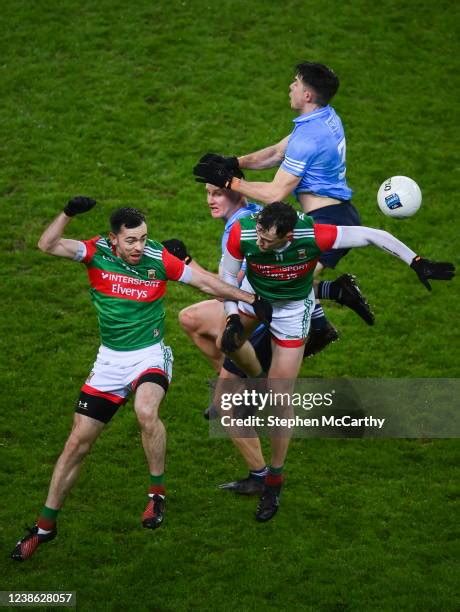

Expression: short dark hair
xmin=257 ymin=202 xmax=298 ymax=237
xmin=110 ymin=207 xmax=146 ymax=234
xmin=295 ymin=62 xmax=339 ymax=106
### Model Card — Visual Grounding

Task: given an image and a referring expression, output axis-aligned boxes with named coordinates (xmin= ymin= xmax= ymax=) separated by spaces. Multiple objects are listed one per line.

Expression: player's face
xmin=110 ymin=222 xmax=148 ymax=265
xmin=289 ymin=75 xmax=308 ymax=110
xmin=206 ymin=184 xmax=239 ymax=220
xmin=256 ymin=224 xmax=292 ymax=251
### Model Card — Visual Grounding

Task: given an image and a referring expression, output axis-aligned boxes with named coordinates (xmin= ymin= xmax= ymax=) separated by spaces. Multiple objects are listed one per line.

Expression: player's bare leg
xmin=213 ymin=367 xmax=268 ymax=495
xmin=134 ymin=381 xmax=167 ymax=530
xmin=134 ymin=382 xmax=166 ymax=474
xmin=256 ymin=342 xmax=304 ymax=522
xmin=11 ymin=414 xmax=105 ymax=561
xmin=233 ymin=437 xmax=265 ymax=471
xmin=267 ymin=342 xmax=303 ymax=466
xmin=214 ymin=316 xmax=269 ymax=494
xmin=45 ymin=414 xmax=105 ymax=509
xmin=179 ymin=299 xmax=226 ymax=373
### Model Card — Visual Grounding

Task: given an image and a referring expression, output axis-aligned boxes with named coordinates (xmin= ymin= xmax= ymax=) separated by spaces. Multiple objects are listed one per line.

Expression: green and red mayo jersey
xmin=226 ymin=213 xmax=337 ymax=301
xmin=77 ymin=236 xmax=185 ymax=351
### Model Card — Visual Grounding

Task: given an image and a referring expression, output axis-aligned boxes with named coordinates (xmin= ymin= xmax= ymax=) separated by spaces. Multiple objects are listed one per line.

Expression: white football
xmin=377 ymin=176 xmax=422 ymax=218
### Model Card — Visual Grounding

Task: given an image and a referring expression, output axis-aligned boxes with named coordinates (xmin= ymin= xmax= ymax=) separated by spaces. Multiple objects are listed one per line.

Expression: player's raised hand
xmin=252 ymin=295 xmax=272 ymax=325
xmin=410 ymin=256 xmax=455 ymax=291
xmin=193 ymin=159 xmax=235 ymax=189
xmin=161 ymin=238 xmax=192 ymax=263
xmin=63 ymin=196 xmax=96 ymax=217
xmin=221 ymin=314 xmax=245 ymax=353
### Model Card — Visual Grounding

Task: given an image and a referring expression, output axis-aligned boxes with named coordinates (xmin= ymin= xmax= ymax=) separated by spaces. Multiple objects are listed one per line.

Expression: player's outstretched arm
xmin=332 ymin=225 xmax=455 ymax=290
xmin=198 ymin=136 xmax=289 ymax=176
xmin=193 ymin=158 xmax=299 ymax=204
xmin=187 ymin=267 xmax=272 ymax=324
xmin=237 ymin=135 xmax=290 ymax=170
xmin=38 ymin=196 xmax=96 ymax=259
xmin=162 ymin=238 xmax=213 ymax=276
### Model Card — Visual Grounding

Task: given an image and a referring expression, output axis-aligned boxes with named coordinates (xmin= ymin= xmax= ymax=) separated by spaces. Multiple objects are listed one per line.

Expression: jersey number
xmin=338 ymin=138 xmax=347 ymax=180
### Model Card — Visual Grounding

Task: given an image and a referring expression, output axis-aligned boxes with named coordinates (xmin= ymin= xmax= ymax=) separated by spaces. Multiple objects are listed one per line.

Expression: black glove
xmin=193 ymin=159 xmax=235 ymax=189
xmin=252 ymin=295 xmax=273 ymax=325
xmin=161 ymin=239 xmax=192 ymax=264
xmin=63 ymin=196 xmax=96 ymax=217
xmin=199 ymin=153 xmax=245 ymax=179
xmin=410 ymin=256 xmax=455 ymax=291
xmin=221 ymin=314 xmax=245 ymax=353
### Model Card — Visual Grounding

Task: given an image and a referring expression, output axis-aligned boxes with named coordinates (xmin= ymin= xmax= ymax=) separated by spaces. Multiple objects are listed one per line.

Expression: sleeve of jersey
xmin=226 ymin=222 xmax=244 ymax=260
xmin=79 ymin=236 xmax=100 ymax=264
xmin=221 ymin=249 xmax=243 ymax=316
xmin=162 ymin=248 xmax=186 ymax=281
xmin=314 ymin=224 xmax=338 ymax=252
xmin=332 ymin=226 xmax=417 ymax=264
xmin=281 ymin=133 xmax=316 ymax=176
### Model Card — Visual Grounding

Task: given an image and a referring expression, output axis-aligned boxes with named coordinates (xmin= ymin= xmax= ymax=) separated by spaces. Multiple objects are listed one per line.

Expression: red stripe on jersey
xmin=87 ymin=268 xmax=167 ymax=302
xmin=161 ymin=248 xmax=185 ymax=281
xmin=248 ymin=259 xmax=317 ymax=281
xmin=81 ymin=236 xmax=101 ymax=264
xmin=313 ymin=224 xmax=338 ymax=252
xmin=81 ymin=385 xmax=125 ymax=404
xmin=131 ymin=367 xmax=168 ymax=390
xmin=226 ymin=222 xmax=244 ymax=260
xmin=271 ymin=335 xmax=306 ymax=347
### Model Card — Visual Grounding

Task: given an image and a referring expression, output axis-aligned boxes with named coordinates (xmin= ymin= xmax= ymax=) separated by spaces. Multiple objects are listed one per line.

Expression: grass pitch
xmin=0 ymin=1 xmax=458 ymax=610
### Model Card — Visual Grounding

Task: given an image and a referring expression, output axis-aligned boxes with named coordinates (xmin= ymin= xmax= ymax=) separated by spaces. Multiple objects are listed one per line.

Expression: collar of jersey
xmin=273 ymin=240 xmax=291 ymax=253
xmin=293 ymin=105 xmax=331 ymax=124
xmin=225 ymin=202 xmax=260 ymax=230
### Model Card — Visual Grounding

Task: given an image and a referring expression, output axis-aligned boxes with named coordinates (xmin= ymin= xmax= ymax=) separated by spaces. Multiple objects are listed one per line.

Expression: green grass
xmin=0 ymin=0 xmax=459 ymax=610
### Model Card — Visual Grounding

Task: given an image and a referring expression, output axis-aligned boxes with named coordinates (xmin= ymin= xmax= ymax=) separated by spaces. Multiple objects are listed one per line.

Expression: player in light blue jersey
xmin=281 ymin=104 xmax=352 ymax=201
xmin=194 ymin=62 xmax=374 ymax=356
xmin=173 ymin=184 xmax=268 ymax=374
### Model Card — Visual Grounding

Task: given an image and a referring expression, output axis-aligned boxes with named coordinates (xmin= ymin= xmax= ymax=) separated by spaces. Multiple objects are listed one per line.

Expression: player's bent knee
xmin=134 ymin=378 xmax=167 ymax=428
xmin=64 ymin=432 xmax=94 ymax=459
xmin=135 ymin=405 xmax=161 ymax=431
xmin=178 ymin=305 xmax=199 ymax=332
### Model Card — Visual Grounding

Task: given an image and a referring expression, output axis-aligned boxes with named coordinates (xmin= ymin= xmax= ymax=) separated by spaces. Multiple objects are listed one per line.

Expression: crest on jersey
xmin=148 ymin=269 xmax=156 ymax=279
xmin=297 ymin=248 xmax=306 ymax=259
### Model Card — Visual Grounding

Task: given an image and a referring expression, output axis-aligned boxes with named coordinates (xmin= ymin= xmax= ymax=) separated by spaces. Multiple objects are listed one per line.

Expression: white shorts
xmin=238 ymin=278 xmax=315 ymax=347
xmin=82 ymin=342 xmax=174 ymax=403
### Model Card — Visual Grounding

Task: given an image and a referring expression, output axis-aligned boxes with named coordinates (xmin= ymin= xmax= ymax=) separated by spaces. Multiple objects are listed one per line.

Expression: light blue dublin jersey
xmin=281 ymin=105 xmax=353 ymax=201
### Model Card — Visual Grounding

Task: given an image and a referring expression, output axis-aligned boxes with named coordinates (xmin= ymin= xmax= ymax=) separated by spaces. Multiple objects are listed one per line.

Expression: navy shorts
xmin=310 ymin=201 xmax=361 ymax=269
xmin=223 ymin=325 xmax=272 ymax=377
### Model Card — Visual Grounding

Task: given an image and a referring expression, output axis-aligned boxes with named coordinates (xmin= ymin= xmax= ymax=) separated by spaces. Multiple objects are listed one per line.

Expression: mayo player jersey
xmin=281 ymin=105 xmax=353 ymax=201
xmin=78 ymin=236 xmax=184 ymax=351
xmin=221 ymin=202 xmax=262 ymax=259
xmin=226 ymin=213 xmax=337 ymax=301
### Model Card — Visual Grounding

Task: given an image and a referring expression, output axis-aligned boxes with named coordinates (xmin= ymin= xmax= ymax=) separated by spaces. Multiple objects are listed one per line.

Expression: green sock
xmin=40 ymin=505 xmax=60 ymax=521
xmin=150 ymin=473 xmax=165 ymax=485
xmin=269 ymin=465 xmax=284 ymax=475
xmin=37 ymin=505 xmax=60 ymax=531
